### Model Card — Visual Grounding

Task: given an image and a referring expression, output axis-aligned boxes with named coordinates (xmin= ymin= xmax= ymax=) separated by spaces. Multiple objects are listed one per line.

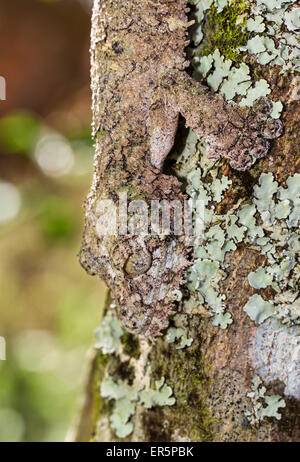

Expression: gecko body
xmin=79 ymin=0 xmax=282 ymax=338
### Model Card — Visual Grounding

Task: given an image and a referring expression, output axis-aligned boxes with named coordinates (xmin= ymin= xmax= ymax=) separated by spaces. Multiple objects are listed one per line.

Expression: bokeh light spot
xmin=0 ymin=181 xmax=21 ymax=223
xmin=35 ymin=132 xmax=75 ymax=177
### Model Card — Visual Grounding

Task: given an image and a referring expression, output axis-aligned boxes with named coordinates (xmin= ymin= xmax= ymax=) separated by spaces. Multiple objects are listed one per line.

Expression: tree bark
xmin=77 ymin=0 xmax=299 ymax=442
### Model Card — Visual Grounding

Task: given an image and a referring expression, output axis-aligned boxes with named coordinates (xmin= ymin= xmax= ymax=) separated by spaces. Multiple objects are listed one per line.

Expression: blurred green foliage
xmin=0 ymin=0 xmax=97 ymax=442
xmin=0 ymin=111 xmax=40 ymax=155
xmin=0 ymin=111 xmax=106 ymax=441
xmin=37 ymin=195 xmax=76 ymax=240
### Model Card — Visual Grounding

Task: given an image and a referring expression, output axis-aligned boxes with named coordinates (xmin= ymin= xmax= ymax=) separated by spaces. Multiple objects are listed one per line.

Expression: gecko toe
xmin=229 ymin=147 xmax=253 ymax=171
xmin=229 ymin=155 xmax=253 ymax=171
xmin=251 ymin=138 xmax=270 ymax=159
xmin=252 ymin=97 xmax=273 ymax=118
xmin=262 ymin=118 xmax=283 ymax=139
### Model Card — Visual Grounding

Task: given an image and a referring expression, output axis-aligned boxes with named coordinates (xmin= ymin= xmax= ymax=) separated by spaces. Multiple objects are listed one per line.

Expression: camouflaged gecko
xmin=79 ymin=0 xmax=282 ymax=338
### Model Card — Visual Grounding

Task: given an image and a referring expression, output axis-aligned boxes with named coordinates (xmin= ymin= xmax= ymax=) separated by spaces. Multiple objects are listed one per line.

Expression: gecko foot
xmin=163 ymin=71 xmax=283 ymax=171
xmin=205 ymin=96 xmax=283 ymax=171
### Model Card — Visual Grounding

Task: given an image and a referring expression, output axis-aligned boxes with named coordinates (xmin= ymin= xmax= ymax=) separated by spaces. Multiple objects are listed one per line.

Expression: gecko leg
xmin=161 ymin=70 xmax=282 ymax=171
xmin=147 ymin=89 xmax=179 ymax=170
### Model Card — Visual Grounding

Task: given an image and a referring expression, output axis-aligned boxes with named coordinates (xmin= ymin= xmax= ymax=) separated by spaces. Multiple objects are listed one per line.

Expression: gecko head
xmin=107 ymin=238 xmax=190 ymax=337
xmin=111 ymin=244 xmax=156 ymax=334
xmin=81 ymin=219 xmax=189 ymax=338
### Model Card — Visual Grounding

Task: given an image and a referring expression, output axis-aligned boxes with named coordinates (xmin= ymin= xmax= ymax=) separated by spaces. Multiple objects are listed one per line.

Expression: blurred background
xmin=0 ymin=0 xmax=107 ymax=441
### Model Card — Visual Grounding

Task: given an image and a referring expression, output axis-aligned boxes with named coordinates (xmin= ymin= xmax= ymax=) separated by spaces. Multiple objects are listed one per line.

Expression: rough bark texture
xmin=76 ymin=1 xmax=299 ymax=442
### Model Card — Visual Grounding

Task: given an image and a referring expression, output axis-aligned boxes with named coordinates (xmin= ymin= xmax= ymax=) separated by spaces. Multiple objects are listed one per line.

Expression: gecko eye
xmin=124 ymin=250 xmax=152 ymax=278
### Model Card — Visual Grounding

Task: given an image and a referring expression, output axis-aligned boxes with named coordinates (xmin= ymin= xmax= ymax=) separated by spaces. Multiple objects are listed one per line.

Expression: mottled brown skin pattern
xmin=79 ymin=0 xmax=282 ymax=338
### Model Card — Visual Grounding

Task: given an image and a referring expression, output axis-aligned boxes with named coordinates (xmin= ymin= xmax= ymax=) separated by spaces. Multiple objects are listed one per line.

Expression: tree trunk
xmin=76 ymin=0 xmax=299 ymax=442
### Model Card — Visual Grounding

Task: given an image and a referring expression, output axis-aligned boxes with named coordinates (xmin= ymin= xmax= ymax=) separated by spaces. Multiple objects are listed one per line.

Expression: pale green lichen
xmin=245 ymin=35 xmax=266 ymax=54
xmin=244 ymin=1 xmax=300 ymax=73
xmin=206 ymin=50 xmax=233 ymax=92
xmin=277 ymin=174 xmax=300 ymax=228
xmin=245 ymin=375 xmax=286 ymax=425
xmin=226 ymin=215 xmax=247 ymax=242
xmin=242 ymin=35 xmax=280 ymax=66
xmin=173 ymin=0 xmax=298 ymax=427
xmin=180 ymin=137 xmax=240 ymax=327
xmin=243 ymin=294 xmax=275 ymax=324
xmin=94 ymin=306 xmax=124 ymax=355
xmin=247 ymin=15 xmax=266 ymax=32
xmin=212 ymin=312 xmax=233 ymax=329
xmin=241 ymin=172 xmax=300 ymax=327
xmin=238 ymin=204 xmax=264 ymax=239
xmin=139 ymin=377 xmax=176 ymax=408
xmin=256 ymin=0 xmax=292 ymax=11
xmin=194 ymin=47 xmax=279 ymax=111
xmin=274 ymin=293 xmax=300 ymax=326
xmin=101 ymin=375 xmax=175 ymax=438
xmin=214 ymin=0 xmax=228 ymax=14
xmin=187 ymin=256 xmax=230 ymax=327
xmin=220 ymin=63 xmax=252 ymax=101
xmin=248 ymin=267 xmax=274 ymax=289
xmin=284 ymin=7 xmax=300 ymax=31
xmin=95 ymin=301 xmax=176 ymax=439
xmin=101 ymin=376 xmax=138 ymax=438
xmin=191 ymin=0 xmax=297 ymax=123
xmin=252 ymin=172 xmax=292 ymax=224
xmin=166 ymin=327 xmax=194 ymax=349
xmin=177 ymin=129 xmax=299 ymax=331
xmin=178 ymin=128 xmax=199 ymax=164
xmin=211 ymin=175 xmax=232 ymax=202
xmin=254 ymin=172 xmax=278 ymax=211
xmin=190 ymin=0 xmax=214 ymax=46
xmin=240 ymin=79 xmax=271 ymax=107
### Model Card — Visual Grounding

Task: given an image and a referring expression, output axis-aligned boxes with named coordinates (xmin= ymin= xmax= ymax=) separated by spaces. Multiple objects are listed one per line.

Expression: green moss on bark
xmin=148 ymin=340 xmax=216 ymax=441
xmin=200 ymin=0 xmax=249 ymax=62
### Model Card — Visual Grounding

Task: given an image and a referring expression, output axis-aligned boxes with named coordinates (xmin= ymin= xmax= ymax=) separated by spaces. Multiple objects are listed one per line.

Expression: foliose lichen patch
xmin=94 ymin=302 xmax=176 ymax=438
xmin=177 ymin=141 xmax=299 ymax=352
xmin=101 ymin=374 xmax=175 ymax=438
xmin=190 ymin=0 xmax=299 ymax=116
xmin=244 ymin=374 xmax=286 ymax=425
